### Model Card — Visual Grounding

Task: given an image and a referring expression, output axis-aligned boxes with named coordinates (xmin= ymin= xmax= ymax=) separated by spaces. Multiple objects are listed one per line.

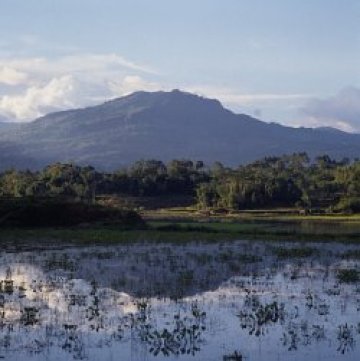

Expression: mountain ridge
xmin=0 ymin=90 xmax=359 ymax=170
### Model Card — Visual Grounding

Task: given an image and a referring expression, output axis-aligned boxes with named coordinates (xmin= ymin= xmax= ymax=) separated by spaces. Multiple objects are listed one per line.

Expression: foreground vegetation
xmin=1 ymin=153 xmax=360 ymax=245
xmin=0 ymin=198 xmax=144 ymax=228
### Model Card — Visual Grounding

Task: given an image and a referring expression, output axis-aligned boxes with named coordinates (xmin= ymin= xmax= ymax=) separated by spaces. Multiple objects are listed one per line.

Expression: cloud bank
xmin=0 ymin=66 xmax=28 ymax=86
xmin=299 ymin=87 xmax=360 ymax=133
xmin=0 ymin=75 xmax=76 ymax=119
xmin=0 ymin=53 xmax=159 ymax=121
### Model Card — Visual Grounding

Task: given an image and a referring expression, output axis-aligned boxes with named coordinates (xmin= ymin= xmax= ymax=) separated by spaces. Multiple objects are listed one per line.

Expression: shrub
xmin=335 ymin=197 xmax=360 ymax=213
xmin=273 ymin=247 xmax=315 ymax=259
xmin=0 ymin=199 xmax=144 ymax=228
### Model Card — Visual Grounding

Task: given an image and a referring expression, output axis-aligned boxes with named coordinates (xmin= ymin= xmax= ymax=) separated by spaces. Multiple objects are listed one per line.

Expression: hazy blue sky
xmin=0 ymin=0 xmax=359 ymax=131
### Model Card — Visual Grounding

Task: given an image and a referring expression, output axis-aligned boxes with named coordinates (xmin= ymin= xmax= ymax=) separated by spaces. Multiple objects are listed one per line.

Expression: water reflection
xmin=0 ymin=241 xmax=359 ymax=360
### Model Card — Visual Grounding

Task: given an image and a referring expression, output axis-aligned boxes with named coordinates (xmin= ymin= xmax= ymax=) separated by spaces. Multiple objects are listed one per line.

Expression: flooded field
xmin=0 ymin=240 xmax=360 ymax=360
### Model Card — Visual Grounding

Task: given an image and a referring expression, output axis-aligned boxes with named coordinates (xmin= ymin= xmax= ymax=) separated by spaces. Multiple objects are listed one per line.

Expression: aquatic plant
xmin=337 ymin=269 xmax=359 ymax=283
xmin=223 ymin=350 xmax=243 ymax=360
xmin=238 ymin=300 xmax=285 ymax=337
xmin=337 ymin=324 xmax=355 ymax=354
xmin=274 ymin=247 xmax=316 ymax=259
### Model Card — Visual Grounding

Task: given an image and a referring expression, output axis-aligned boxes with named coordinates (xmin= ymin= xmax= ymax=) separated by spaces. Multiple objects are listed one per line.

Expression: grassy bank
xmin=1 ymin=215 xmax=360 ymax=247
xmin=142 ymin=207 xmax=360 ymax=222
xmin=1 ymin=203 xmax=360 ymax=246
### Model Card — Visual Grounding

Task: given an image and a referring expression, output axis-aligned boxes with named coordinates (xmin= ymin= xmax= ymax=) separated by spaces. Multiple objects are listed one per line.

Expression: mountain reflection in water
xmin=0 ymin=240 xmax=359 ymax=360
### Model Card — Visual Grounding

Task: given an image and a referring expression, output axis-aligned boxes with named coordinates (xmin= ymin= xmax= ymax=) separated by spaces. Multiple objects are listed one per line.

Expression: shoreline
xmin=1 ymin=213 xmax=360 ymax=247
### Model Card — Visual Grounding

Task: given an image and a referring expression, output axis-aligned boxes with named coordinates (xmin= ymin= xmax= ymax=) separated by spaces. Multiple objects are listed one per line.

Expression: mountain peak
xmin=105 ymin=89 xmax=224 ymax=111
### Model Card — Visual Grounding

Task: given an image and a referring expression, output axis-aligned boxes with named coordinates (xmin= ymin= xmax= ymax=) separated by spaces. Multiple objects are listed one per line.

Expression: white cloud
xmin=109 ymin=75 xmax=161 ymax=96
xmin=185 ymin=85 xmax=310 ymax=106
xmin=0 ymin=53 xmax=159 ymax=121
xmin=0 ymin=66 xmax=28 ymax=85
xmin=0 ymin=75 xmax=76 ymax=120
xmin=299 ymin=87 xmax=360 ymax=132
xmin=0 ymin=53 xmax=155 ymax=79
xmin=0 ymin=73 xmax=163 ymax=121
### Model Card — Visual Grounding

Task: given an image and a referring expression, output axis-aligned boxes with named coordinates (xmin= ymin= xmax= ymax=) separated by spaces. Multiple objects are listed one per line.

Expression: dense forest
xmin=0 ymin=153 xmax=359 ymax=213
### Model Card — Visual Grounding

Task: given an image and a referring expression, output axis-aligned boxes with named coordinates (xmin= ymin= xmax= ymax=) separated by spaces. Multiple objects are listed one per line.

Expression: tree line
xmin=0 ymin=154 xmax=359 ymax=213
xmin=196 ymin=154 xmax=360 ymax=212
xmin=0 ymin=160 xmax=208 ymax=200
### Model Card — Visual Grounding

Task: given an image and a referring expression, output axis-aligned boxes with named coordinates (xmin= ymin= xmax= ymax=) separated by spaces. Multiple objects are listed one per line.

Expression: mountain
xmin=0 ymin=121 xmax=18 ymax=130
xmin=0 ymin=89 xmax=359 ymax=170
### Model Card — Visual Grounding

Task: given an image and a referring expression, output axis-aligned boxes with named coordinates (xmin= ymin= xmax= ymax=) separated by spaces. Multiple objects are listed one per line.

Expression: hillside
xmin=0 ymin=90 xmax=359 ymax=170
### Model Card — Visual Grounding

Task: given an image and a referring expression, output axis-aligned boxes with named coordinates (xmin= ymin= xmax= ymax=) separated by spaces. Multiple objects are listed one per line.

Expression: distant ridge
xmin=0 ymin=90 xmax=359 ymax=170
xmin=0 ymin=121 xmax=18 ymax=131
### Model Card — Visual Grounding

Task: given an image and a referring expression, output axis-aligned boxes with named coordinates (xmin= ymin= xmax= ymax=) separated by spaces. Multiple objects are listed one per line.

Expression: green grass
xmin=143 ymin=208 xmax=360 ymax=222
xmin=1 ymin=210 xmax=360 ymax=247
xmin=1 ymin=216 xmax=360 ymax=248
xmin=149 ymin=219 xmax=360 ymax=239
xmin=0 ymin=227 xmax=248 ymax=246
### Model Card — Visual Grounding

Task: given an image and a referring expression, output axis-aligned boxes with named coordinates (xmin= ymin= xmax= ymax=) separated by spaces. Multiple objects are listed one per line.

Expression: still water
xmin=0 ymin=240 xmax=359 ymax=360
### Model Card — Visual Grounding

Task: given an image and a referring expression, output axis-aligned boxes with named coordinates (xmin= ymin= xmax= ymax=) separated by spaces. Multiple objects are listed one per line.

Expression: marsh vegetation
xmin=0 ymin=240 xmax=359 ymax=360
